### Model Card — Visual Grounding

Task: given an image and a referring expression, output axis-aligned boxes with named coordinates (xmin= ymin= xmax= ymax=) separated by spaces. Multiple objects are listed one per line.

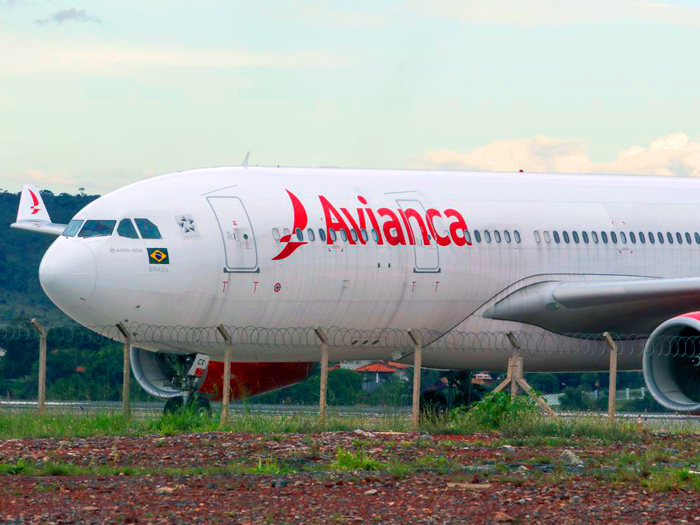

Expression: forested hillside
xmin=0 ymin=190 xmax=98 ymax=324
xmin=0 ymin=190 xmax=146 ymax=400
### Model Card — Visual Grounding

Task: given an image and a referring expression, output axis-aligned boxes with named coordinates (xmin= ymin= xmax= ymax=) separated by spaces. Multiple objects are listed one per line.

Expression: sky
xmin=1 ymin=0 xmax=700 ymax=194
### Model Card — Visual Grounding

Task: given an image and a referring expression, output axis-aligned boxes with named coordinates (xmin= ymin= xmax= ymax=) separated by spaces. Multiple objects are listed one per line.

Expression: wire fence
xmin=0 ymin=322 xmax=687 ymax=358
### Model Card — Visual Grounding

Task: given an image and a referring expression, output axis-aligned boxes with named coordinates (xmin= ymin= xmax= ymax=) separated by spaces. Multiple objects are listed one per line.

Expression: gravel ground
xmin=0 ymin=431 xmax=698 ymax=524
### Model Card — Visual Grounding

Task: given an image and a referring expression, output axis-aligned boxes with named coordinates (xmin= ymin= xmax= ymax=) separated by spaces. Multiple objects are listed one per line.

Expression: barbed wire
xmin=0 ymin=323 xmax=687 ymax=358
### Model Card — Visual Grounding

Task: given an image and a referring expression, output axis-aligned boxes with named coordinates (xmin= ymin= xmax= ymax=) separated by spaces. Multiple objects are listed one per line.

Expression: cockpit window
xmin=78 ymin=220 xmax=116 ymax=238
xmin=134 ymin=218 xmax=162 ymax=239
xmin=62 ymin=219 xmax=84 ymax=237
xmin=117 ymin=219 xmax=139 ymax=239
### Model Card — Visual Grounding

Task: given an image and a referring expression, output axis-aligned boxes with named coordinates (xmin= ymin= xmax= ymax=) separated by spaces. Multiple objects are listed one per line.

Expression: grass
xmin=332 ymin=447 xmax=383 ymax=471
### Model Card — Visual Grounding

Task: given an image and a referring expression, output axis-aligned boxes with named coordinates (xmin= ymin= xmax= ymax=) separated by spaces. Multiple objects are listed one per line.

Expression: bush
xmin=451 ymin=392 xmax=539 ymax=431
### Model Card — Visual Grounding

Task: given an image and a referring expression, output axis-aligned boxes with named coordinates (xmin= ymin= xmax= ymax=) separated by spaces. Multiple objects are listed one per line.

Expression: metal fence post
xmin=603 ymin=332 xmax=617 ymax=421
xmin=314 ymin=327 xmax=328 ymax=418
xmin=216 ymin=324 xmax=233 ymax=423
xmin=115 ymin=323 xmax=131 ymax=419
xmin=29 ymin=319 xmax=47 ymax=414
xmin=407 ymin=329 xmax=422 ymax=430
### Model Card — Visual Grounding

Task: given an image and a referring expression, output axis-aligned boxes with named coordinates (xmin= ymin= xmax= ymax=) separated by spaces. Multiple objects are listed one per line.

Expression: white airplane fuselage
xmin=37 ymin=167 xmax=700 ymax=371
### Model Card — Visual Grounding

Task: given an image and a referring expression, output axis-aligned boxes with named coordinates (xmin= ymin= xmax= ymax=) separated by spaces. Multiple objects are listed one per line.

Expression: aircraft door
xmin=396 ymin=199 xmax=440 ymax=273
xmin=207 ymin=197 xmax=259 ymax=272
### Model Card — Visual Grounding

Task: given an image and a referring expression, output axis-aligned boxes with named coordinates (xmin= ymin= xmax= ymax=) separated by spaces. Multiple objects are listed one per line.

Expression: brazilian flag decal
xmin=148 ymin=248 xmax=169 ymax=265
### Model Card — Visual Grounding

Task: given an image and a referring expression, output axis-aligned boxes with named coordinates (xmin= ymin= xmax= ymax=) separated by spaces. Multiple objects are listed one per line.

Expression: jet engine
xmin=643 ymin=313 xmax=700 ymax=412
xmin=130 ymin=347 xmax=315 ymax=401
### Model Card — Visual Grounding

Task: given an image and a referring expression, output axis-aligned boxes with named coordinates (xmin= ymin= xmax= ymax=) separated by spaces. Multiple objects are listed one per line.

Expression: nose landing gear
xmin=157 ymin=352 xmax=212 ymax=415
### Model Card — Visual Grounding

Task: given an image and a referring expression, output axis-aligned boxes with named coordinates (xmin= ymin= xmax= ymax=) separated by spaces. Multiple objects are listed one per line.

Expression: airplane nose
xmin=39 ymin=242 xmax=97 ymax=310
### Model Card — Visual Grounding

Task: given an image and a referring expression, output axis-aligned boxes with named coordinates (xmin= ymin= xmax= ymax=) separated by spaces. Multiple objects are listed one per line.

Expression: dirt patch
xmin=0 ymin=431 xmax=698 ymax=523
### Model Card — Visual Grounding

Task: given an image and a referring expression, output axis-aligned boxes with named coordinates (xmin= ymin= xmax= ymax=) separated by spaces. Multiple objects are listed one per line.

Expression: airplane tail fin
xmin=17 ymin=184 xmax=51 ymax=223
xmin=11 ymin=184 xmax=66 ymax=236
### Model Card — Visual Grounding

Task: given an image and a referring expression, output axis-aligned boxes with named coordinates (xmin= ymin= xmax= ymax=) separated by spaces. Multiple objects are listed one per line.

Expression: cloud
xmin=3 ymin=168 xmax=79 ymax=187
xmin=415 ymin=132 xmax=700 ymax=177
xmin=36 ymin=8 xmax=103 ymax=25
xmin=412 ymin=0 xmax=700 ymax=27
xmin=0 ymin=36 xmax=343 ymax=75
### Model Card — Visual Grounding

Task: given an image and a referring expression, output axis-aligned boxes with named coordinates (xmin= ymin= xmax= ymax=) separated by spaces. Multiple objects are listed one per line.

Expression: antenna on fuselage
xmin=241 ymin=151 xmax=250 ymax=167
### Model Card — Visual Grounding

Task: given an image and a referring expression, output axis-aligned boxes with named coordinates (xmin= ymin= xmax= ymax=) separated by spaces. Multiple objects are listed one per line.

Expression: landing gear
xmin=156 ymin=352 xmax=212 ymax=415
xmin=420 ymin=370 xmax=487 ymax=417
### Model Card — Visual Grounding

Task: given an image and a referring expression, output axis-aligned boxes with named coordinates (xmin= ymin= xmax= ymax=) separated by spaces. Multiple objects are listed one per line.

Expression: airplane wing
xmin=10 ymin=184 xmax=67 ymax=236
xmin=483 ymin=277 xmax=700 ymax=335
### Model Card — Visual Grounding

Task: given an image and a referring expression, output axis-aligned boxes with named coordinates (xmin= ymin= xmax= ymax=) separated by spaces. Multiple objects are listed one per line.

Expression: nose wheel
xmin=157 ymin=352 xmax=212 ymax=415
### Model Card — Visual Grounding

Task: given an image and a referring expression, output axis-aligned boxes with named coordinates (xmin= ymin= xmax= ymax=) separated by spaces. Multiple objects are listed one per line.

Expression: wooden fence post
xmin=115 ymin=323 xmax=131 ymax=419
xmin=314 ymin=327 xmax=329 ymax=418
xmin=408 ymin=329 xmax=422 ymax=430
xmin=29 ymin=319 xmax=47 ymax=414
xmin=216 ymin=324 xmax=233 ymax=424
xmin=603 ymin=332 xmax=618 ymax=421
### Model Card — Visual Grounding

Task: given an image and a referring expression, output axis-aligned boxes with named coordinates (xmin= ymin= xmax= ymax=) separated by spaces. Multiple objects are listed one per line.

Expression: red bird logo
xmin=272 ymin=190 xmax=308 ymax=261
xmin=28 ymin=189 xmax=41 ymax=215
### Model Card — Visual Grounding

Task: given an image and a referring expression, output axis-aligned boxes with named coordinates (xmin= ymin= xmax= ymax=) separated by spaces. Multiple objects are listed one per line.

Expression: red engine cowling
xmin=643 ymin=312 xmax=700 ymax=412
xmin=199 ymin=361 xmax=315 ymax=401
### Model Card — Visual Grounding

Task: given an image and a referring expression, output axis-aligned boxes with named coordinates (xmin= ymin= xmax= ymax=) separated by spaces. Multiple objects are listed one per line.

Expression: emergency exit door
xmin=207 ymin=196 xmax=259 ymax=272
xmin=396 ymin=199 xmax=441 ymax=273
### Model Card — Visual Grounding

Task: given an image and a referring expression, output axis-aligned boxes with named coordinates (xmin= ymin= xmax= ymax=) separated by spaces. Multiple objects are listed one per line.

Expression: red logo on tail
xmin=28 ymin=189 xmax=41 ymax=215
xmin=272 ymin=190 xmax=308 ymax=261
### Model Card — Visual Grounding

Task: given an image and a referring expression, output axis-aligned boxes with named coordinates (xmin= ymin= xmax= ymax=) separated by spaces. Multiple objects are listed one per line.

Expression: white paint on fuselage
xmin=39 ymin=167 xmax=700 ymax=371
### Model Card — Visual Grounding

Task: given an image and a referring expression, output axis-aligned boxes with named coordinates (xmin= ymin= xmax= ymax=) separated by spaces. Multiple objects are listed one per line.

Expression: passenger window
xmin=658 ymin=232 xmax=664 ymax=244
xmin=465 ymin=230 xmax=473 ymax=244
xmin=667 ymin=232 xmax=673 ymax=244
xmin=572 ymin=231 xmax=579 ymax=244
xmin=361 ymin=229 xmax=369 ymax=242
xmin=330 ymin=229 xmax=337 ymax=242
xmin=307 ymin=228 xmax=315 ymax=242
xmin=283 ymin=228 xmax=291 ymax=237
xmin=514 ymin=230 xmax=521 ymax=243
xmin=272 ymin=228 xmax=280 ymax=241
xmin=62 ymin=219 xmax=84 ymax=237
xmin=350 ymin=229 xmax=358 ymax=242
xmin=582 ymin=231 xmax=589 ymax=243
xmin=78 ymin=220 xmax=116 ymax=238
xmin=485 ymin=230 xmax=492 ymax=243
xmin=474 ymin=230 xmax=482 ymax=243
xmin=553 ymin=231 xmax=560 ymax=243
xmin=686 ymin=233 xmax=692 ymax=244
xmin=503 ymin=230 xmax=510 ymax=243
xmin=677 ymin=232 xmax=683 ymax=244
xmin=534 ymin=231 xmax=541 ymax=243
xmin=295 ymin=228 xmax=304 ymax=241
xmin=563 ymin=231 xmax=570 ymax=243
xmin=649 ymin=232 xmax=655 ymax=244
xmin=592 ymin=231 xmax=599 ymax=243
xmin=629 ymin=232 xmax=636 ymax=244
xmin=319 ymin=229 xmax=326 ymax=242
xmin=601 ymin=232 xmax=608 ymax=243
xmin=610 ymin=232 xmax=617 ymax=243
xmin=695 ymin=233 xmax=700 ymax=244
xmin=117 ymin=219 xmax=139 ymax=239
xmin=494 ymin=230 xmax=502 ymax=243
xmin=544 ymin=231 xmax=551 ymax=243
xmin=371 ymin=229 xmax=379 ymax=242
xmin=134 ymin=219 xmax=162 ymax=240
xmin=340 ymin=229 xmax=348 ymax=242
xmin=620 ymin=232 xmax=627 ymax=244
xmin=639 ymin=232 xmax=645 ymax=244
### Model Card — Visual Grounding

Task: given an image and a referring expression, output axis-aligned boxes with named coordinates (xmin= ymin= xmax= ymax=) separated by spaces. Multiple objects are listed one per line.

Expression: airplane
xmin=10 ymin=166 xmax=700 ymax=413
